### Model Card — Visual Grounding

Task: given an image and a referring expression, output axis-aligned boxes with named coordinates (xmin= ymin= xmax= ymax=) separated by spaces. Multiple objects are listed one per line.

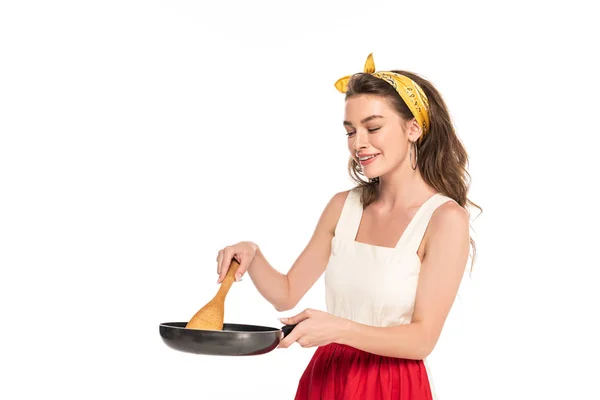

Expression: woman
xmin=216 ymin=53 xmax=479 ymax=399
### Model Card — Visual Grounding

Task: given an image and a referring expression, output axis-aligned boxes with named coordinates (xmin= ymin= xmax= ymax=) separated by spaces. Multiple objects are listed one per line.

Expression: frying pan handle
xmin=281 ymin=324 xmax=297 ymax=338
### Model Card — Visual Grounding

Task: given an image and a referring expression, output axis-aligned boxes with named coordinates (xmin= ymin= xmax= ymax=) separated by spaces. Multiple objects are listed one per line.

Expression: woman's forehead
xmin=344 ymin=95 xmax=394 ymax=122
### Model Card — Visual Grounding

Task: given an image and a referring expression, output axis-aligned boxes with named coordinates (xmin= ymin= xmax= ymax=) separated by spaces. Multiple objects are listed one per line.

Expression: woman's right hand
xmin=216 ymin=241 xmax=259 ymax=284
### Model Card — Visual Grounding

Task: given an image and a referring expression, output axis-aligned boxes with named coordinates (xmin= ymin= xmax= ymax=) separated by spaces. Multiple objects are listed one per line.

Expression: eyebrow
xmin=343 ymin=115 xmax=384 ymax=126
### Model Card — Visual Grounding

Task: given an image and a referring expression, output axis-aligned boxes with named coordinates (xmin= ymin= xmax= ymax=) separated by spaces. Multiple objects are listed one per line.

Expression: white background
xmin=1 ymin=1 xmax=599 ymax=399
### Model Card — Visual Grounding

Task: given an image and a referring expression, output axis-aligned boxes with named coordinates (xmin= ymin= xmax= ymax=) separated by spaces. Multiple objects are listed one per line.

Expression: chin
xmin=362 ymin=170 xmax=381 ymax=180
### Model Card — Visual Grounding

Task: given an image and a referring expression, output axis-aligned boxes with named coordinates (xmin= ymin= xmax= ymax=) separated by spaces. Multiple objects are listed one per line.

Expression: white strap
xmin=401 ymin=195 xmax=454 ymax=253
xmin=334 ymin=188 xmax=363 ymax=239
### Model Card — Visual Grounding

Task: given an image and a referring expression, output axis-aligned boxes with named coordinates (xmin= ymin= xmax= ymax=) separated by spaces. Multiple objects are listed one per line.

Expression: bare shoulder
xmin=431 ymin=200 xmax=469 ymax=230
xmin=328 ymin=189 xmax=352 ymax=211
xmin=425 ymin=199 xmax=470 ymax=255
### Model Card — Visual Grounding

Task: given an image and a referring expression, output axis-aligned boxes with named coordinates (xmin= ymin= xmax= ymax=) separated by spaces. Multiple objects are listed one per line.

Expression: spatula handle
xmin=215 ymin=259 xmax=240 ymax=299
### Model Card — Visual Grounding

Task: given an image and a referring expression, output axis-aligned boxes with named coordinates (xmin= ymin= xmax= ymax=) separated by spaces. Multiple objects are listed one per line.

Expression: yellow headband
xmin=334 ymin=53 xmax=430 ymax=141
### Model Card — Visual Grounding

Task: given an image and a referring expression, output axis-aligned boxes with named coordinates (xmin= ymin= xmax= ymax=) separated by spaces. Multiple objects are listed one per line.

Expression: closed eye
xmin=345 ymin=127 xmax=380 ymax=137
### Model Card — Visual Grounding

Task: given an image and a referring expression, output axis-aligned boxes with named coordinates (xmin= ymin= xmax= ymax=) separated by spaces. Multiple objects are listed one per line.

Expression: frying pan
xmin=159 ymin=322 xmax=297 ymax=356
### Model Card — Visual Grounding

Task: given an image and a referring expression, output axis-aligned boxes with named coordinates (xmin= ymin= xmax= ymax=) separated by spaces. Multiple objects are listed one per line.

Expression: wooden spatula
xmin=185 ymin=259 xmax=240 ymax=330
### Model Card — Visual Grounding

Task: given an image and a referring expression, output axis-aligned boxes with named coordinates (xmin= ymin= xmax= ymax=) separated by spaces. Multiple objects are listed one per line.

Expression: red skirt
xmin=294 ymin=343 xmax=433 ymax=400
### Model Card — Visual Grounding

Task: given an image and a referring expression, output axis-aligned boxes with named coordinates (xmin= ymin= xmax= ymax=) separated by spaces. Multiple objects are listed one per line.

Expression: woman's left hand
xmin=278 ymin=308 xmax=348 ymax=348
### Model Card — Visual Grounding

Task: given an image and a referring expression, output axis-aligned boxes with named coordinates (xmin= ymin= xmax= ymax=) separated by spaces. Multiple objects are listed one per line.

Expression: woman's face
xmin=343 ymin=94 xmax=412 ymax=179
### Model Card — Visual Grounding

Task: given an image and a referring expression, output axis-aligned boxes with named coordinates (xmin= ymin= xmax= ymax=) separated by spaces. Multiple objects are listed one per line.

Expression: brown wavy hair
xmin=345 ymin=71 xmax=481 ymax=270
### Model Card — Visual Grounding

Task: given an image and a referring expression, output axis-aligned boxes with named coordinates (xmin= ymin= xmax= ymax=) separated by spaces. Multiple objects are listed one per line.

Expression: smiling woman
xmin=215 ymin=53 xmax=480 ymax=400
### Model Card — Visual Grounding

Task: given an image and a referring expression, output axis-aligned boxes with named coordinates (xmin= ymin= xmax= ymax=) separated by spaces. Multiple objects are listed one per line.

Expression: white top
xmin=324 ymin=187 xmax=455 ymax=398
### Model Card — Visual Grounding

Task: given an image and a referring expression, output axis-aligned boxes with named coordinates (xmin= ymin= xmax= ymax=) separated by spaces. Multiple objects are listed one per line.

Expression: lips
xmin=358 ymin=154 xmax=379 ymax=166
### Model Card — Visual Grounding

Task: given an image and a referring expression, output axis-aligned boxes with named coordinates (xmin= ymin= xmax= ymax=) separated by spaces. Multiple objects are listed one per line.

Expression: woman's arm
xmin=280 ymin=201 xmax=471 ymax=359
xmin=244 ymin=190 xmax=349 ymax=311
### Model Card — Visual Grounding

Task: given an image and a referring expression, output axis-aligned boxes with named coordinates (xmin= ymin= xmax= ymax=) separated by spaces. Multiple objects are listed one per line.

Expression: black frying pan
xmin=159 ymin=322 xmax=297 ymax=356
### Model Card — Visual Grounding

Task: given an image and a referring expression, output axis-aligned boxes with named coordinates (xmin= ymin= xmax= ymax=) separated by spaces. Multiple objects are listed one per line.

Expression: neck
xmin=375 ymin=164 xmax=434 ymax=209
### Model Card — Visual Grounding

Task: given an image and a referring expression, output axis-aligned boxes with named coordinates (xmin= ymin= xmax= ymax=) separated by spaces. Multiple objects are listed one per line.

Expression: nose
xmin=352 ymin=129 xmax=369 ymax=151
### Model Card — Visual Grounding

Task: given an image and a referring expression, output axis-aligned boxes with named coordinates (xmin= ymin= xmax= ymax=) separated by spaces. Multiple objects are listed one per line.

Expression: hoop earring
xmin=410 ymin=141 xmax=418 ymax=170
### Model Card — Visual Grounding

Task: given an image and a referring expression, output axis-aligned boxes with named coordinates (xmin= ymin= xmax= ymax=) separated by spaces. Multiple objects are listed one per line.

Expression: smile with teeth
xmin=358 ymin=154 xmax=379 ymax=165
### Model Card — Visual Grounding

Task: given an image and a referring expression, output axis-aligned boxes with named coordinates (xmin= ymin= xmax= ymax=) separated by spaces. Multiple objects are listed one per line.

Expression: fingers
xmin=216 ymin=250 xmax=223 ymax=279
xmin=217 ymin=246 xmax=234 ymax=283
xmin=279 ymin=309 xmax=312 ymax=325
xmin=216 ymin=242 xmax=257 ymax=283
xmin=278 ymin=310 xmax=313 ymax=348
xmin=278 ymin=325 xmax=301 ymax=348
xmin=236 ymin=255 xmax=251 ymax=282
xmin=278 ymin=320 xmax=313 ymax=348
xmin=278 ymin=308 xmax=313 ymax=348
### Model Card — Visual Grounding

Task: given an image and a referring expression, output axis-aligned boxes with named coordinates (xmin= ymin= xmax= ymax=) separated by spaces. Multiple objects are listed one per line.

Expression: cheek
xmin=373 ymin=133 xmax=407 ymax=160
xmin=371 ymin=134 xmax=395 ymax=153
